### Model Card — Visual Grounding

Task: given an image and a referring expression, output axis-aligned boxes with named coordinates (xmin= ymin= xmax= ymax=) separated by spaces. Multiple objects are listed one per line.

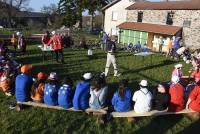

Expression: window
xmin=112 ymin=11 xmax=118 ymax=21
xmin=137 ymin=11 xmax=143 ymax=22
xmin=111 ymin=28 xmax=117 ymax=35
xmin=183 ymin=20 xmax=191 ymax=28
xmin=166 ymin=12 xmax=174 ymax=25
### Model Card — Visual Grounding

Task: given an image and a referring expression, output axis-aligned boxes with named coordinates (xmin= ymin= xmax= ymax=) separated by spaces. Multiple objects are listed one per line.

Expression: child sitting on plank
xmin=73 ymin=73 xmax=92 ymax=110
xmin=58 ymin=77 xmax=74 ymax=109
xmin=152 ymin=83 xmax=170 ymax=111
xmin=168 ymin=76 xmax=185 ymax=112
xmin=89 ymin=73 xmax=108 ymax=109
xmin=132 ymin=80 xmax=152 ymax=113
xmin=31 ymin=72 xmax=47 ymax=103
xmin=112 ymin=79 xmax=132 ymax=112
xmin=186 ymin=78 xmax=200 ymax=112
xmin=44 ymin=72 xmax=60 ymax=106
xmin=15 ymin=65 xmax=34 ymax=102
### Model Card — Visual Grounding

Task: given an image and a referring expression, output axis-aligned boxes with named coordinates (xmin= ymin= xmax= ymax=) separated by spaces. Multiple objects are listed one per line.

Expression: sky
xmin=29 ymin=0 xmax=161 ymax=12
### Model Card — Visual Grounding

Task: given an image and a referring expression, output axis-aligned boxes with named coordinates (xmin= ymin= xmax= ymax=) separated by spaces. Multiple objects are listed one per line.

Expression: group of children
xmin=1 ymin=61 xmax=195 ymax=114
xmin=0 ymin=46 xmax=20 ymax=96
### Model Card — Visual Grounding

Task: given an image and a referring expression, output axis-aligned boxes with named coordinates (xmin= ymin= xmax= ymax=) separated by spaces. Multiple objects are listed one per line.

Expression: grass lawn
xmin=0 ymin=40 xmax=200 ymax=134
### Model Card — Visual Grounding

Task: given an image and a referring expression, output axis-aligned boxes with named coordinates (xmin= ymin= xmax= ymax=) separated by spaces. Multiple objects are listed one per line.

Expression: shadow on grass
xmin=134 ymin=115 xmax=183 ymax=134
xmin=177 ymin=119 xmax=200 ymax=134
xmin=121 ymin=60 xmax=179 ymax=83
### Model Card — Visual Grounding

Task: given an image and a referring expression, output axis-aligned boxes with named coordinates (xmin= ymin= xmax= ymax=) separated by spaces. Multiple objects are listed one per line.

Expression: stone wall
xmin=127 ymin=10 xmax=200 ymax=49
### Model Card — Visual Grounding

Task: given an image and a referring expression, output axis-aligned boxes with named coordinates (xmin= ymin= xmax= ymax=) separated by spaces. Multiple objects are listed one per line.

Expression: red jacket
xmin=48 ymin=35 xmax=62 ymax=50
xmin=168 ymin=83 xmax=185 ymax=112
xmin=189 ymin=85 xmax=200 ymax=112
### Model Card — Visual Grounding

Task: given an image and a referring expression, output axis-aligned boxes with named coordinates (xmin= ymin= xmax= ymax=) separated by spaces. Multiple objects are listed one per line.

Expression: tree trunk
xmin=91 ymin=12 xmax=94 ymax=31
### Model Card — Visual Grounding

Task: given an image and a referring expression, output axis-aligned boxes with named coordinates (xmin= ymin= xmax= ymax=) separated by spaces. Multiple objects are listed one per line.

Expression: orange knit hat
xmin=21 ymin=65 xmax=32 ymax=73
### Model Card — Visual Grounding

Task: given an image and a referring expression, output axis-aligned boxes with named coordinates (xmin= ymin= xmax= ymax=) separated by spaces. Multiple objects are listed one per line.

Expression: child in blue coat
xmin=73 ymin=73 xmax=92 ymax=110
xmin=58 ymin=77 xmax=74 ymax=109
xmin=112 ymin=79 xmax=132 ymax=112
xmin=44 ymin=72 xmax=60 ymax=106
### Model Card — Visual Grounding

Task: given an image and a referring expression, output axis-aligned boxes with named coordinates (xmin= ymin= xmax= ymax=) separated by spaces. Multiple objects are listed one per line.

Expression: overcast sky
xmin=29 ymin=0 xmax=161 ymax=12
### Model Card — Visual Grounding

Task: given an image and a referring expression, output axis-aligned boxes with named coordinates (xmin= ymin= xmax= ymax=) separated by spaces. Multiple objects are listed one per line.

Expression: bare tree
xmin=0 ymin=0 xmax=30 ymax=27
xmin=41 ymin=3 xmax=58 ymax=15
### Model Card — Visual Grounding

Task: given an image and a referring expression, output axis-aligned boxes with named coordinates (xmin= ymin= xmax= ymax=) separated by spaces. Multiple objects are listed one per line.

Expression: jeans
xmin=54 ymin=49 xmax=64 ymax=63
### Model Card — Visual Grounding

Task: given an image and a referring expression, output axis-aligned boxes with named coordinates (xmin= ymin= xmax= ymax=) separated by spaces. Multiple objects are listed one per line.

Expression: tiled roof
xmin=127 ymin=0 xmax=200 ymax=10
xmin=118 ymin=22 xmax=182 ymax=35
xmin=102 ymin=0 xmax=121 ymax=11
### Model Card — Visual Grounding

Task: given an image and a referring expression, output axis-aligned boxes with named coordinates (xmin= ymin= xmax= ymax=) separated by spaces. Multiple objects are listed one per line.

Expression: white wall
xmin=104 ymin=0 xmax=135 ymax=36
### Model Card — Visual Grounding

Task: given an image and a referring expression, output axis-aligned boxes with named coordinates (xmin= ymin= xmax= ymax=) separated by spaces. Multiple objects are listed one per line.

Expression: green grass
xmin=0 ymin=39 xmax=200 ymax=134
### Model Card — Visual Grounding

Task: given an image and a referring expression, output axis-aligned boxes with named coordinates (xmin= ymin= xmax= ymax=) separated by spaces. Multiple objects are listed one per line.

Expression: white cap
xmin=186 ymin=60 xmax=190 ymax=64
xmin=83 ymin=73 xmax=92 ymax=80
xmin=140 ymin=80 xmax=148 ymax=87
xmin=16 ymin=32 xmax=21 ymax=36
xmin=48 ymin=72 xmax=58 ymax=80
xmin=175 ymin=64 xmax=183 ymax=69
xmin=171 ymin=76 xmax=180 ymax=84
xmin=51 ymin=31 xmax=56 ymax=35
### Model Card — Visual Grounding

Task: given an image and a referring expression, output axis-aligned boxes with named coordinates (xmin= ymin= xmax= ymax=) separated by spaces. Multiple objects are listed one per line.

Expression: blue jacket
xmin=73 ymin=81 xmax=90 ymax=110
xmin=15 ymin=74 xmax=33 ymax=102
xmin=112 ymin=88 xmax=132 ymax=112
xmin=173 ymin=37 xmax=181 ymax=49
xmin=58 ymin=84 xmax=74 ymax=109
xmin=44 ymin=83 xmax=60 ymax=106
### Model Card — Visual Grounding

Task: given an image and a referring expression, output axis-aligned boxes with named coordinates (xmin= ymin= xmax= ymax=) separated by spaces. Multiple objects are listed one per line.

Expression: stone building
xmin=117 ymin=0 xmax=200 ymax=50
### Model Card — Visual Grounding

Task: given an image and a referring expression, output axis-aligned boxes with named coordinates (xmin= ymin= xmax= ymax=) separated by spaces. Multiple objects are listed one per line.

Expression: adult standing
xmin=42 ymin=31 xmax=51 ymax=48
xmin=47 ymin=31 xmax=65 ymax=63
xmin=11 ymin=33 xmax=17 ymax=53
xmin=102 ymin=32 xmax=108 ymax=51
xmin=104 ymin=38 xmax=120 ymax=77
xmin=17 ymin=32 xmax=26 ymax=54
xmin=158 ymin=36 xmax=164 ymax=53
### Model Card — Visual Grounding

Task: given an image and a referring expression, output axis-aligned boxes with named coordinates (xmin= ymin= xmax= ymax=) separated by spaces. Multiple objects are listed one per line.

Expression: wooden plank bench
xmin=17 ymin=101 xmax=107 ymax=114
xmin=111 ymin=109 xmax=197 ymax=118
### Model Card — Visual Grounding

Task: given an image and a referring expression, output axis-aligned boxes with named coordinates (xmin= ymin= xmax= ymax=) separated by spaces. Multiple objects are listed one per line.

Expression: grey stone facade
xmin=127 ymin=10 xmax=200 ymax=49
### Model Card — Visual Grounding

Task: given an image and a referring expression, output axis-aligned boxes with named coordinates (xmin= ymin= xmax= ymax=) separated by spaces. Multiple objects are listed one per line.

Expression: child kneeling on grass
xmin=31 ymin=72 xmax=47 ymax=103
xmin=112 ymin=79 xmax=132 ymax=112
xmin=44 ymin=72 xmax=60 ymax=106
xmin=58 ymin=77 xmax=74 ymax=109
xmin=89 ymin=73 xmax=108 ymax=109
xmin=73 ymin=73 xmax=92 ymax=110
xmin=132 ymin=80 xmax=152 ymax=113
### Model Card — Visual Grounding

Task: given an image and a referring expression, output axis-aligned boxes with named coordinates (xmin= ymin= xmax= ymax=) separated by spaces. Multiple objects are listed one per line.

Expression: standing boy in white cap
xmin=47 ymin=31 xmax=65 ymax=63
xmin=104 ymin=37 xmax=120 ymax=77
xmin=132 ymin=80 xmax=152 ymax=113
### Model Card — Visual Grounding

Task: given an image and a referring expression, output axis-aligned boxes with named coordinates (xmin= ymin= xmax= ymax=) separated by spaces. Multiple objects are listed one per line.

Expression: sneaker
xmin=114 ymin=73 xmax=121 ymax=77
xmin=5 ymin=92 xmax=12 ymax=97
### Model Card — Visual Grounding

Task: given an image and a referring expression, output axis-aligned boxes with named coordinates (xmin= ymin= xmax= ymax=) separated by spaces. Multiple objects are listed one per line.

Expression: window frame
xmin=112 ymin=11 xmax=118 ymax=21
xmin=137 ymin=11 xmax=143 ymax=22
xmin=166 ymin=11 xmax=174 ymax=25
